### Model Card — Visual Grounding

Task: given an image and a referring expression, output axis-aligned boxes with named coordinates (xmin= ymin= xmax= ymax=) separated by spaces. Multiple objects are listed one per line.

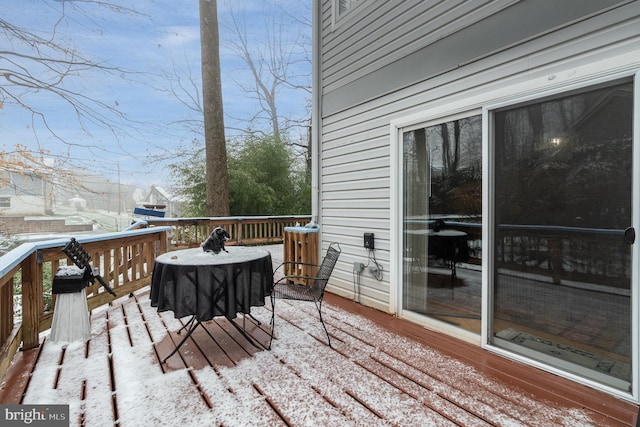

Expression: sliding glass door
xmin=490 ymin=79 xmax=634 ymax=391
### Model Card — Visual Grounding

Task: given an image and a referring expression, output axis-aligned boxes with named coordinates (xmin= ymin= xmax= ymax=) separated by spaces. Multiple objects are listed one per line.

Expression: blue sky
xmin=1 ymin=0 xmax=311 ymax=188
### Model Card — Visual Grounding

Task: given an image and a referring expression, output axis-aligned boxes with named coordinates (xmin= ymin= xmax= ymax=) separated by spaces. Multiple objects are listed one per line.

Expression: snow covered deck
xmin=1 ymin=247 xmax=637 ymax=426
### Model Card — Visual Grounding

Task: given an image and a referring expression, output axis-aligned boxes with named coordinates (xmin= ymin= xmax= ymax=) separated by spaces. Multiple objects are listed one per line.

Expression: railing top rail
xmin=404 ymin=220 xmax=624 ymax=236
xmin=0 ymin=226 xmax=172 ymax=278
xmin=142 ymin=215 xmax=310 ymax=223
xmin=496 ymin=224 xmax=624 ymax=235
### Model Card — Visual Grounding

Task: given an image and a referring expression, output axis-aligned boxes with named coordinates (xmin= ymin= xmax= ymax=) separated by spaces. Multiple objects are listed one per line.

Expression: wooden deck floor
xmin=1 ymin=248 xmax=639 ymax=426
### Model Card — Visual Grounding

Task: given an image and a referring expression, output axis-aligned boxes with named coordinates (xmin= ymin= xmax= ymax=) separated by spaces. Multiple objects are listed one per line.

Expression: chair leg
xmin=268 ymin=294 xmax=275 ymax=350
xmin=315 ymin=300 xmax=332 ymax=348
xmin=246 ymin=312 xmax=261 ymax=325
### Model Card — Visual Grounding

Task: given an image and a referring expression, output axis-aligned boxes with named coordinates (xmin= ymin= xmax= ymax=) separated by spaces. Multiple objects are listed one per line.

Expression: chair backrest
xmin=309 ymin=243 xmax=341 ymax=297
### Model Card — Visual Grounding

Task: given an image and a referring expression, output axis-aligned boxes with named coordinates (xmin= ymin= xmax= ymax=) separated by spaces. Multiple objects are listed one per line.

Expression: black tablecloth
xmin=150 ymin=246 xmax=273 ymax=321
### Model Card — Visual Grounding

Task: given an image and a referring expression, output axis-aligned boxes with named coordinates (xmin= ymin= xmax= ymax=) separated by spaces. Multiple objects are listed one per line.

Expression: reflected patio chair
xmin=269 ymin=242 xmax=341 ymax=349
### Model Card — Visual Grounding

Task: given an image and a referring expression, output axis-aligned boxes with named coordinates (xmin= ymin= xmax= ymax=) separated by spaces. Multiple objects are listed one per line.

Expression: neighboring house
xmin=54 ymin=168 xmax=139 ymax=214
xmin=68 ymin=195 xmax=87 ymax=211
xmin=142 ymin=185 xmax=185 ymax=218
xmin=0 ymin=167 xmax=53 ymax=216
xmin=312 ymin=0 xmax=640 ymax=402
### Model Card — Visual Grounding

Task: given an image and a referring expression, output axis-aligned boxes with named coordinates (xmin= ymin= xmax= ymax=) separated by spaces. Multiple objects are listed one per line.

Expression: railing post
xmin=0 ymin=273 xmax=15 ymax=347
xmin=237 ymin=218 xmax=244 ymax=244
xmin=160 ymin=230 xmax=168 ymax=255
xmin=20 ymin=252 xmax=41 ymax=350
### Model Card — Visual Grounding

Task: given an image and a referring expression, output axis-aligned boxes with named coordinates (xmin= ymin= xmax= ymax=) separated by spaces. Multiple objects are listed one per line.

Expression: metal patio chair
xmin=269 ymin=242 xmax=341 ymax=349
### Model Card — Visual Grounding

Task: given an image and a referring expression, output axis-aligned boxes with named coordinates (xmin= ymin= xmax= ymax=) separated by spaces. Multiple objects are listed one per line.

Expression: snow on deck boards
xmin=2 ymin=290 xmax=637 ymax=426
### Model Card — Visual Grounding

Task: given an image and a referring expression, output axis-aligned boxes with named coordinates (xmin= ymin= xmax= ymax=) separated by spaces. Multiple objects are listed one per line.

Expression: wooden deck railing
xmin=0 ymin=215 xmax=309 ymax=382
xmin=0 ymin=227 xmax=171 ymax=380
xmin=131 ymin=215 xmax=311 ymax=249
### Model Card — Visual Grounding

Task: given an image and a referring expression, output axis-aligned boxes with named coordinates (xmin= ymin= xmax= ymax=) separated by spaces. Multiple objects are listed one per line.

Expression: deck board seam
xmin=330 ymin=317 xmax=494 ymax=426
xmin=252 ymin=383 xmax=292 ymax=426
xmin=353 ymin=356 xmax=485 ymax=427
xmin=253 ymin=358 xmax=366 ymax=425
xmin=276 ymin=300 xmax=574 ymax=426
xmin=373 ymin=349 xmax=533 ymax=425
xmin=324 ymin=293 xmax=637 ymax=424
xmin=271 ymin=345 xmax=413 ymax=425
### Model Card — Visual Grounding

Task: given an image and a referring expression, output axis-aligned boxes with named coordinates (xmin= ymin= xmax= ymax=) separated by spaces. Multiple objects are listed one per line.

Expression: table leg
xmin=449 ymin=239 xmax=458 ymax=286
xmin=450 ymin=260 xmax=457 ymax=286
xmin=229 ymin=316 xmax=261 ymax=349
xmin=162 ymin=319 xmax=202 ymax=363
xmin=177 ymin=315 xmax=197 ymax=334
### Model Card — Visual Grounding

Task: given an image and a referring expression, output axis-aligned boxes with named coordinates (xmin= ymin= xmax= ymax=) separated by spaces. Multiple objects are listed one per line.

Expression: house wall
xmin=144 ymin=187 xmax=183 ymax=218
xmin=317 ymin=0 xmax=640 ymax=312
xmin=0 ymin=196 xmax=45 ymax=216
xmin=0 ymin=171 xmax=47 ymax=216
xmin=321 ymin=0 xmax=627 ymax=115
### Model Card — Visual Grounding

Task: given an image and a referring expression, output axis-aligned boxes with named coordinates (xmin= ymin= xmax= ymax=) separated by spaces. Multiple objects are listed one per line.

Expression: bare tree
xmin=165 ymin=2 xmax=313 ymax=216
xmin=221 ymin=2 xmax=311 ymax=143
xmin=0 ymin=1 xmax=144 ymax=192
xmin=200 ymin=0 xmax=229 ymax=216
xmin=164 ymin=57 xmax=205 ymax=137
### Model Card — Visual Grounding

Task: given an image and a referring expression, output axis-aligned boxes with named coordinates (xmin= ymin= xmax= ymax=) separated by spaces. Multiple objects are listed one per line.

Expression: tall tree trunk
xmin=440 ymin=123 xmax=450 ymax=174
xmin=200 ymin=0 xmax=229 ymax=216
xmin=414 ymin=128 xmax=428 ymax=215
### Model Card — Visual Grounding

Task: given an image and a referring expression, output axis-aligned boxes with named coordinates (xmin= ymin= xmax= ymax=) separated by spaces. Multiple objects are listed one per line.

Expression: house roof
xmin=147 ymin=185 xmax=188 ymax=203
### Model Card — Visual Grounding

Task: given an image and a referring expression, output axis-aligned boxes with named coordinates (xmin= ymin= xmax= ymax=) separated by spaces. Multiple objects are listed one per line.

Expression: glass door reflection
xmin=402 ymin=115 xmax=482 ymax=334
